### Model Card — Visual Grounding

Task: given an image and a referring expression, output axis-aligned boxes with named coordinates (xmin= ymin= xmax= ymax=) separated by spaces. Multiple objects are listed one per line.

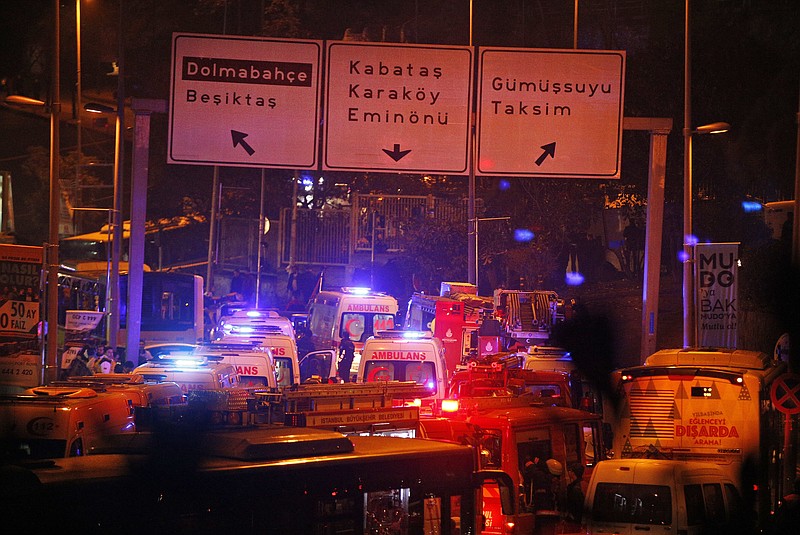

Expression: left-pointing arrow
xmin=231 ymin=130 xmax=255 ymax=156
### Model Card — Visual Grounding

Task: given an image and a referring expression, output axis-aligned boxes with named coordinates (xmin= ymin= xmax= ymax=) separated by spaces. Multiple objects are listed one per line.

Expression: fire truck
xmin=420 ymin=394 xmax=606 ymax=534
xmin=405 ymin=283 xmax=573 ymax=372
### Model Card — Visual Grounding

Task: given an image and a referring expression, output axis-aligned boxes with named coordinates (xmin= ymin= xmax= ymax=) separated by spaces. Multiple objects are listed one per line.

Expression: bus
xmin=58 ymin=270 xmax=204 ymax=348
xmin=60 ymin=215 xmax=208 ymax=271
xmin=610 ymin=347 xmax=790 ymax=523
xmin=0 ymin=426 xmax=514 ymax=534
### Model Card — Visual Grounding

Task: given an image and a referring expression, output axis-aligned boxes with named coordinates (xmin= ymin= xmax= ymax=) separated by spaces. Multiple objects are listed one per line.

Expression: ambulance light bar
xmin=375 ymin=330 xmax=432 ymax=340
xmin=342 ymin=286 xmax=372 ymax=295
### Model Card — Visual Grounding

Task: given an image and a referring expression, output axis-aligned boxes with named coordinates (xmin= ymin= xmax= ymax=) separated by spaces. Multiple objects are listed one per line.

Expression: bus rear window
xmin=592 ymin=483 xmax=672 ymax=525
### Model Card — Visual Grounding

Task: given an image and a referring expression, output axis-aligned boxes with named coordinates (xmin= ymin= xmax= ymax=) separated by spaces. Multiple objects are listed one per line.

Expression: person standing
xmin=337 ymin=332 xmax=356 ymax=383
xmin=565 ymin=464 xmax=586 ymax=527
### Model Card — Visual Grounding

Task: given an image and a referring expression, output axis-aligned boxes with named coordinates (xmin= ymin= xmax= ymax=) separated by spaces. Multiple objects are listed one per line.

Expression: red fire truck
xmin=421 ymin=395 xmax=605 ymax=534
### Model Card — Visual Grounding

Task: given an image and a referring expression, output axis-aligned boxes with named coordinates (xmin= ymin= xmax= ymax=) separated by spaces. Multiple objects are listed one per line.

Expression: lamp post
xmin=84 ymin=102 xmax=122 ymax=348
xmin=74 ymin=0 xmax=82 ymax=231
xmin=683 ymin=0 xmax=733 ymax=348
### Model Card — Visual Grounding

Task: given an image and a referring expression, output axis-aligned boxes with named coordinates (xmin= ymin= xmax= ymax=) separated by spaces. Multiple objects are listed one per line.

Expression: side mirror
xmin=474 ymin=470 xmax=516 ymax=515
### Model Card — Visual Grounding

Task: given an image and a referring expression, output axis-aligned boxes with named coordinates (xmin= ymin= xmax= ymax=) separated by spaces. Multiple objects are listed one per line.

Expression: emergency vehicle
xmin=420 ymin=396 xmax=606 ymax=534
xmin=447 ymin=354 xmax=574 ymax=408
xmin=217 ymin=308 xmax=296 ymax=341
xmin=610 ymin=347 xmax=789 ymax=522
xmin=405 ymin=284 xmax=572 ymax=371
xmin=60 ymin=373 xmax=186 ymax=429
xmin=307 ymin=287 xmax=398 ymax=362
xmin=132 ymin=354 xmax=243 ymax=394
xmin=192 ymin=343 xmax=284 ymax=388
xmin=0 ymin=384 xmax=136 ymax=458
xmin=357 ymin=330 xmax=449 ymax=404
xmin=215 ymin=326 xmax=301 ymax=387
xmin=404 ymin=282 xmax=493 ymax=372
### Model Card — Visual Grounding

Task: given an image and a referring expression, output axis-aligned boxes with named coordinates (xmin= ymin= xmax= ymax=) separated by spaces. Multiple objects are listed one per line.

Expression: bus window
xmin=478 ymin=431 xmax=502 ymax=469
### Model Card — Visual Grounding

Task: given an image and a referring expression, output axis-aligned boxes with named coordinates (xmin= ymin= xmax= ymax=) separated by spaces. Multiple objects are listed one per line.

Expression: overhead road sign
xmin=323 ymin=41 xmax=473 ymax=174
xmin=168 ymin=33 xmax=322 ymax=169
xmin=476 ymin=47 xmax=625 ymax=178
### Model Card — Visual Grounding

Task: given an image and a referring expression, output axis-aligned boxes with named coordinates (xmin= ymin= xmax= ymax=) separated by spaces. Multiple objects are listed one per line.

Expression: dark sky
xmin=1 ymin=1 xmax=798 ymax=228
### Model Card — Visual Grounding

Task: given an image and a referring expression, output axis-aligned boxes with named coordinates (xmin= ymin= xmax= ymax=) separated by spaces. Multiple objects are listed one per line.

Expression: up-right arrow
xmin=535 ymin=142 xmax=556 ymax=166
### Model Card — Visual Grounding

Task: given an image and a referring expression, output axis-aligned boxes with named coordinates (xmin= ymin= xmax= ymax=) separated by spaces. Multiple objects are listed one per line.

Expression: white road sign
xmin=323 ymin=41 xmax=473 ymax=174
xmin=476 ymin=47 xmax=625 ymax=178
xmin=168 ymin=33 xmax=322 ymax=168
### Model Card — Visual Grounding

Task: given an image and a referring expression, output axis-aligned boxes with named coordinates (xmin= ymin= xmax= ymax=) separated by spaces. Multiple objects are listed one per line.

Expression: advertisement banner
xmin=0 ymin=244 xmax=43 ymax=341
xmin=64 ymin=310 xmax=105 ymax=332
xmin=695 ymin=242 xmax=739 ymax=348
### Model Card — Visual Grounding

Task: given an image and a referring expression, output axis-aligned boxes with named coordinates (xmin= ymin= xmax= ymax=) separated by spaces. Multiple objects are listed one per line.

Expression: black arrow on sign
xmin=231 ymin=130 xmax=255 ymax=156
xmin=535 ymin=142 xmax=556 ymax=166
xmin=382 ymin=143 xmax=412 ymax=162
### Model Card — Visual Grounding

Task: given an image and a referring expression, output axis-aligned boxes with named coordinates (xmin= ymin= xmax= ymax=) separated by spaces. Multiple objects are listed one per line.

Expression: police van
xmin=357 ymin=331 xmax=448 ymax=403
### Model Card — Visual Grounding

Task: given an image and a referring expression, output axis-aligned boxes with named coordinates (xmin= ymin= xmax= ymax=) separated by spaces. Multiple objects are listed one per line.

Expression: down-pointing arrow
xmin=535 ymin=142 xmax=556 ymax=166
xmin=231 ymin=130 xmax=255 ymax=156
xmin=382 ymin=143 xmax=412 ymax=162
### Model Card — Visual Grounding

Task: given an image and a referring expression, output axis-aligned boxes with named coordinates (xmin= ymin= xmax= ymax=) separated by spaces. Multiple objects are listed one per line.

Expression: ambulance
xmin=0 ymin=385 xmax=136 ymax=458
xmin=357 ymin=331 xmax=448 ymax=404
xmin=201 ymin=338 xmax=296 ymax=388
xmin=218 ymin=309 xmax=296 ymax=341
xmin=132 ymin=355 xmax=243 ymax=394
xmin=307 ymin=287 xmax=398 ymax=355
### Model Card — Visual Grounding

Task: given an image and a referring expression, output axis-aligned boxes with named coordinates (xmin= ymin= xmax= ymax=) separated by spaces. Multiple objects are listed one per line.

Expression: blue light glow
xmin=677 ymin=250 xmax=690 ymax=262
xmin=741 ymin=201 xmax=763 ymax=213
xmin=684 ymin=234 xmax=698 ymax=246
xmin=565 ymin=272 xmax=584 ymax=286
xmin=514 ymin=228 xmax=535 ymax=242
xmin=499 ymin=179 xmax=511 ymax=191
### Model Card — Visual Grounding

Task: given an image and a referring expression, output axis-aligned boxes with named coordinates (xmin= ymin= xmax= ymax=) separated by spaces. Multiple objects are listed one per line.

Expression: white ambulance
xmin=218 ymin=309 xmax=296 ymax=341
xmin=357 ymin=331 xmax=448 ymax=403
xmin=200 ymin=339 xmax=294 ymax=388
xmin=307 ymin=287 xmax=398 ymax=369
xmin=132 ymin=355 xmax=242 ymax=394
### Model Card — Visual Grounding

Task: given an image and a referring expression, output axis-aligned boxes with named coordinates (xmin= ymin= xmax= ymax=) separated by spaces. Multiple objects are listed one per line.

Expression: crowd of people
xmin=62 ymin=340 xmax=153 ymax=379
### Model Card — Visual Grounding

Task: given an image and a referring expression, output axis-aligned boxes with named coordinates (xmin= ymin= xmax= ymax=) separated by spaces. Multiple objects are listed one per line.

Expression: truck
xmin=420 ymin=396 xmax=606 ymax=534
xmin=404 ymin=283 xmax=573 ymax=373
xmin=0 ymin=384 xmax=136 ymax=458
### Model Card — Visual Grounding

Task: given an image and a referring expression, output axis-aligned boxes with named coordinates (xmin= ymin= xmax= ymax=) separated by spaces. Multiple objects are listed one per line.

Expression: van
xmin=218 ymin=309 xmax=296 ymax=341
xmin=216 ymin=326 xmax=301 ymax=387
xmin=584 ymin=459 xmax=745 ymax=535
xmin=0 ymin=385 xmax=136 ymax=458
xmin=61 ymin=374 xmax=186 ymax=430
xmin=196 ymin=342 xmax=283 ymax=388
xmin=357 ymin=331 xmax=447 ymax=401
xmin=307 ymin=287 xmax=398 ymax=353
xmin=133 ymin=356 xmax=241 ymax=394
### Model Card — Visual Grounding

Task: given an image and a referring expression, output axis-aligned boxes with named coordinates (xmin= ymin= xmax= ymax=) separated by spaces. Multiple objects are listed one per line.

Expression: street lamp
xmin=84 ymin=102 xmax=122 ymax=348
